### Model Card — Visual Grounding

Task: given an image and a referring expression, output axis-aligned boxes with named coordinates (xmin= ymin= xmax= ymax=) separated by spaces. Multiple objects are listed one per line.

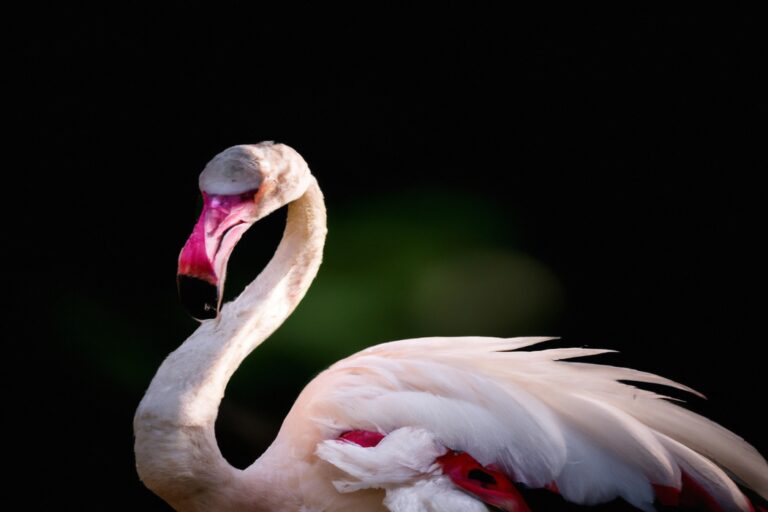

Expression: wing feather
xmin=306 ymin=336 xmax=767 ymax=510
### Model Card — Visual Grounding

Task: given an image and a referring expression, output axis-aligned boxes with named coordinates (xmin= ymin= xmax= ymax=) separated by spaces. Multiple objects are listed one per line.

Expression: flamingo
xmin=134 ymin=142 xmax=767 ymax=511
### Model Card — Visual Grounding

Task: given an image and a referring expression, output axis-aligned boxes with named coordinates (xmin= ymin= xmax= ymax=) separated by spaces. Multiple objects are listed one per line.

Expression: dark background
xmin=9 ymin=5 xmax=766 ymax=509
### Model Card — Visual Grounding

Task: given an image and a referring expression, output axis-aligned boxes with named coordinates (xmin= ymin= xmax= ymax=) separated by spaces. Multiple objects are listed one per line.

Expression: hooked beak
xmin=177 ymin=190 xmax=257 ymax=320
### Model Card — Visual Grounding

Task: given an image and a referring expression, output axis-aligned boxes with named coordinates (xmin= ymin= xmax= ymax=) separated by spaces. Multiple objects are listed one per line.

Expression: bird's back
xmin=257 ymin=336 xmax=766 ymax=511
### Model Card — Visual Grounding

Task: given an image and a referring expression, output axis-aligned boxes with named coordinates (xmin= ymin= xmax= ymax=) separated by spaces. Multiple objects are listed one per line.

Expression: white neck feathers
xmin=134 ymin=178 xmax=326 ymax=511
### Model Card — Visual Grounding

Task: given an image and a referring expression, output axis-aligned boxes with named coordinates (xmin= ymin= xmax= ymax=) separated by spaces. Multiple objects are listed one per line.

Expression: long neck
xmin=134 ymin=179 xmax=326 ymax=511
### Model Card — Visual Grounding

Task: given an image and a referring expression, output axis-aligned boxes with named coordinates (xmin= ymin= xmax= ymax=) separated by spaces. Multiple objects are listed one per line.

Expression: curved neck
xmin=134 ymin=179 xmax=326 ymax=511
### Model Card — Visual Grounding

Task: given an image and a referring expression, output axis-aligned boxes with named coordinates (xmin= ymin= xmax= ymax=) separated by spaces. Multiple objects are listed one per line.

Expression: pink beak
xmin=177 ymin=190 xmax=257 ymax=320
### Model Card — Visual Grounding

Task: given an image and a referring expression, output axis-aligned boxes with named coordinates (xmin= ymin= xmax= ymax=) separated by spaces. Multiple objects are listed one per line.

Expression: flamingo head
xmin=177 ymin=142 xmax=311 ymax=320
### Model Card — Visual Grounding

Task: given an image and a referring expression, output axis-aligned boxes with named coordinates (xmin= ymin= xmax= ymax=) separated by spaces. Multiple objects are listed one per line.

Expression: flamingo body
xmin=134 ymin=142 xmax=767 ymax=511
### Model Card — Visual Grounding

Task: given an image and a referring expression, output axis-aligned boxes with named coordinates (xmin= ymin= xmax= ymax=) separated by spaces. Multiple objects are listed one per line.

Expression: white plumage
xmin=309 ymin=336 xmax=763 ymax=511
xmin=134 ymin=143 xmax=767 ymax=511
xmin=318 ymin=427 xmax=488 ymax=512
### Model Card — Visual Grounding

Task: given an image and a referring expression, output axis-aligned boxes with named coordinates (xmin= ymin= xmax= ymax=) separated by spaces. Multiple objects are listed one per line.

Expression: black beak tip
xmin=177 ymin=275 xmax=220 ymax=320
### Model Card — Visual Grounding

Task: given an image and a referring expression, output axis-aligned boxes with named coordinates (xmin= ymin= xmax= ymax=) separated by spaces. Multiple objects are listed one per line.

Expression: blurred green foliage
xmin=56 ymin=189 xmax=563 ymax=413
